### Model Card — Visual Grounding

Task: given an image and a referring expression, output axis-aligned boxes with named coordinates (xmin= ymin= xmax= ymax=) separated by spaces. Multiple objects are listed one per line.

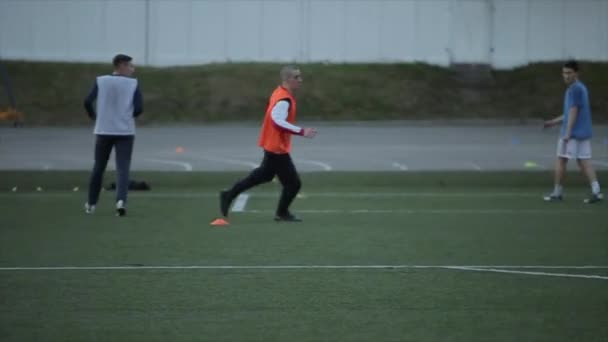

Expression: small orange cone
xmin=210 ymin=218 xmax=229 ymax=226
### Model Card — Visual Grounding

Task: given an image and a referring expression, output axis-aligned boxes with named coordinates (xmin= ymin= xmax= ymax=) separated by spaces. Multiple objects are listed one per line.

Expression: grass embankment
xmin=1 ymin=61 xmax=607 ymax=125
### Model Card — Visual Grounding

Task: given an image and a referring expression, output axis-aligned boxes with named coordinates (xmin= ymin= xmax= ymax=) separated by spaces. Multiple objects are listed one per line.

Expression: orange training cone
xmin=210 ymin=218 xmax=229 ymax=226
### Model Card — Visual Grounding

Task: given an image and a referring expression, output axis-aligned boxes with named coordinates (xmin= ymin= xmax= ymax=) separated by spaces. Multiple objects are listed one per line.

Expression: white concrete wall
xmin=491 ymin=0 xmax=608 ymax=68
xmin=0 ymin=0 xmax=606 ymax=69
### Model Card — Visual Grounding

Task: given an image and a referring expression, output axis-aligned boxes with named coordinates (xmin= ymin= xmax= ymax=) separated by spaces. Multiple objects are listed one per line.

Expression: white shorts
xmin=556 ymin=138 xmax=592 ymax=159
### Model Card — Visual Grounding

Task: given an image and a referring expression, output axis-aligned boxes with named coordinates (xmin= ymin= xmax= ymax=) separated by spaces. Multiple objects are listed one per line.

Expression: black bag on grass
xmin=105 ymin=180 xmax=151 ymax=191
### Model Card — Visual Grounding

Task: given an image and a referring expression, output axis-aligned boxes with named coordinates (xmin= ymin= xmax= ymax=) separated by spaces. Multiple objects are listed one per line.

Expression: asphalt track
xmin=1 ymin=122 xmax=607 ymax=172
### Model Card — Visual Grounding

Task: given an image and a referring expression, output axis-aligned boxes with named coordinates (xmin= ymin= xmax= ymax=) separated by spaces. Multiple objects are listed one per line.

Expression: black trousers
xmin=227 ymin=150 xmax=301 ymax=216
xmin=87 ymin=134 xmax=134 ymax=205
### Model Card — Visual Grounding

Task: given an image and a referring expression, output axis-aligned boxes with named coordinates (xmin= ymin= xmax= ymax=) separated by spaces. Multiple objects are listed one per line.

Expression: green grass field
xmin=1 ymin=172 xmax=607 ymax=341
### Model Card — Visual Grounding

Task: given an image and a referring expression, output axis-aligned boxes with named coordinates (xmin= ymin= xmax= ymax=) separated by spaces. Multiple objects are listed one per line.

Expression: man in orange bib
xmin=214 ymin=65 xmax=316 ymax=224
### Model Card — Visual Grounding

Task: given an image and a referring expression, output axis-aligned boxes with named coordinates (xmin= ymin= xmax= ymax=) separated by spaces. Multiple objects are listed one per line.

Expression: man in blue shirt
xmin=543 ymin=60 xmax=602 ymax=203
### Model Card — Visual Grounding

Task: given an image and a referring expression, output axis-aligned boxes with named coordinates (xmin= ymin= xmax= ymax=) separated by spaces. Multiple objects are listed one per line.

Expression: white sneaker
xmin=543 ymin=193 xmax=563 ymax=202
xmin=583 ymin=193 xmax=603 ymax=204
xmin=84 ymin=203 xmax=96 ymax=214
xmin=116 ymin=200 xmax=126 ymax=217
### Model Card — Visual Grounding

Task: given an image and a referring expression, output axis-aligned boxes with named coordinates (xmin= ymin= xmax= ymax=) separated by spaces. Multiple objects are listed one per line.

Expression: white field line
xmin=465 ymin=162 xmax=482 ymax=171
xmin=144 ymin=158 xmax=193 ymax=171
xmin=392 ymin=162 xmax=409 ymax=171
xmin=0 ymin=191 xmax=593 ymax=199
xmin=0 ymin=265 xmax=606 ymax=272
xmin=446 ymin=266 xmax=608 ymax=280
xmin=242 ymin=208 xmax=597 ymax=215
xmin=189 ymin=155 xmax=258 ymax=169
xmin=19 ymin=161 xmax=54 ymax=170
xmin=295 ymin=159 xmax=333 ymax=171
xmin=231 ymin=194 xmax=250 ymax=212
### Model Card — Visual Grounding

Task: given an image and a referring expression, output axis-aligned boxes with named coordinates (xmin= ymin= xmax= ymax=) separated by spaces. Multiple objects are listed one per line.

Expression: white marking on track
xmin=144 ymin=158 xmax=193 ymax=171
xmin=465 ymin=162 xmax=482 ymax=171
xmin=392 ymin=162 xmax=409 ymax=171
xmin=296 ymin=159 xmax=332 ymax=171
xmin=190 ymin=155 xmax=258 ymax=169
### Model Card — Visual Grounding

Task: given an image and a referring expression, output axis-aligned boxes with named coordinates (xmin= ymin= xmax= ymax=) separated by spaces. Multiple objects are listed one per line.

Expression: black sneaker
xmin=220 ymin=190 xmax=232 ymax=217
xmin=274 ymin=212 xmax=302 ymax=222
xmin=583 ymin=193 xmax=603 ymax=204
xmin=543 ymin=194 xmax=563 ymax=202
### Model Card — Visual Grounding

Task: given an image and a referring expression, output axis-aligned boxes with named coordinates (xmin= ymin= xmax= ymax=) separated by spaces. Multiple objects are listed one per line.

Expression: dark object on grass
xmin=106 ymin=180 xmax=150 ymax=191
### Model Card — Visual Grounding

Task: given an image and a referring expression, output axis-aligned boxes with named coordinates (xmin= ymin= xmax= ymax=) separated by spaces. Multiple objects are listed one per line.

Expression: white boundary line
xmin=231 ymin=194 xmax=249 ymax=212
xmin=392 ymin=162 xmax=409 ymax=171
xmin=0 ymin=265 xmax=606 ymax=272
xmin=465 ymin=162 xmax=482 ymax=171
xmin=243 ymin=208 xmax=598 ymax=215
xmin=143 ymin=158 xmax=193 ymax=172
xmin=295 ymin=159 xmax=333 ymax=171
xmin=18 ymin=161 xmax=54 ymax=170
xmin=1 ymin=265 xmax=605 ymax=280
xmin=189 ymin=155 xmax=258 ymax=169
xmin=446 ymin=266 xmax=608 ymax=280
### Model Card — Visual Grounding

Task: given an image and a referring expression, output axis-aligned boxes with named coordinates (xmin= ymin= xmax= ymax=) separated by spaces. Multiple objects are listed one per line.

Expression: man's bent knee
xmin=290 ymin=178 xmax=302 ymax=192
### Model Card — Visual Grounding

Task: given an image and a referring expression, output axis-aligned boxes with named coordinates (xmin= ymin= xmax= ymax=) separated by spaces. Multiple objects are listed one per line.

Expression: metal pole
xmin=487 ymin=0 xmax=495 ymax=68
xmin=0 ymin=62 xmax=16 ymax=109
xmin=144 ymin=0 xmax=150 ymax=66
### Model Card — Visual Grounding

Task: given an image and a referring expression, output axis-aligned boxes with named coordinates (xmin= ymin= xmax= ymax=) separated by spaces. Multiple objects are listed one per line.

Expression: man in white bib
xmin=83 ymin=54 xmax=143 ymax=216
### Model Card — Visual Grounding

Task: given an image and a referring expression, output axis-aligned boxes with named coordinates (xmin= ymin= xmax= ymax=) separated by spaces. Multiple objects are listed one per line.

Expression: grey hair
xmin=280 ymin=65 xmax=299 ymax=81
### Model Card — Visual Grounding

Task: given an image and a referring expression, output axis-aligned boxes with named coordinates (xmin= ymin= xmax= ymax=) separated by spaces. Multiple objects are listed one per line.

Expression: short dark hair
xmin=563 ymin=60 xmax=579 ymax=72
xmin=113 ymin=54 xmax=132 ymax=67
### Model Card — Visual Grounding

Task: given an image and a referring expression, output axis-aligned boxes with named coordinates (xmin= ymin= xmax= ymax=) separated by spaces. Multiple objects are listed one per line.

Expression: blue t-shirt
xmin=560 ymin=81 xmax=592 ymax=139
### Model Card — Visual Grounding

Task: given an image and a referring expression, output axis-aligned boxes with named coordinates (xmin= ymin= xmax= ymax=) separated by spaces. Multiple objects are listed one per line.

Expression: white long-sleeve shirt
xmin=270 ymin=100 xmax=302 ymax=135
